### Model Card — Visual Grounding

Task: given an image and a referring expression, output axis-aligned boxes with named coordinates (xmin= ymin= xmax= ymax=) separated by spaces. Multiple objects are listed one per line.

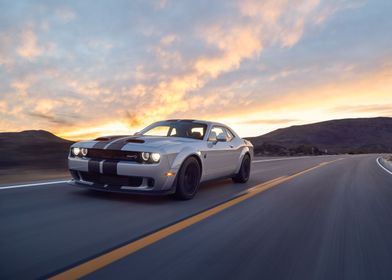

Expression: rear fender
xmin=234 ymin=147 xmax=252 ymax=174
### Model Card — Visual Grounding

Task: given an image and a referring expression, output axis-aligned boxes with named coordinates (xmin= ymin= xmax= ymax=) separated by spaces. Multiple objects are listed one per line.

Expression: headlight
xmin=151 ymin=153 xmax=160 ymax=162
xmin=81 ymin=148 xmax=88 ymax=156
xmin=140 ymin=152 xmax=160 ymax=163
xmin=141 ymin=152 xmax=150 ymax=161
xmin=72 ymin=147 xmax=81 ymax=156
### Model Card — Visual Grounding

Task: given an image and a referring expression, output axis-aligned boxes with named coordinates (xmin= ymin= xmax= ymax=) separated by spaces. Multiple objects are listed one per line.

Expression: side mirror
xmin=216 ymin=133 xmax=227 ymax=142
xmin=208 ymin=136 xmax=217 ymax=142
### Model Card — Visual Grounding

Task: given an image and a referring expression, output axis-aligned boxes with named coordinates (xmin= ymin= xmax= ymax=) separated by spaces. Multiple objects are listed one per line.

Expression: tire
xmin=174 ymin=157 xmax=201 ymax=200
xmin=232 ymin=154 xmax=251 ymax=183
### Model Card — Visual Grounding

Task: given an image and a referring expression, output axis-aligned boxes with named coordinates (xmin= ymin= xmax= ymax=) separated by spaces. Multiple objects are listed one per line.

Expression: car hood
xmin=126 ymin=136 xmax=199 ymax=147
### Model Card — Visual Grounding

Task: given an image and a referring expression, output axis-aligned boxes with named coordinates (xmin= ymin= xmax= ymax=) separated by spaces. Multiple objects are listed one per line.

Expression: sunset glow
xmin=0 ymin=0 xmax=391 ymax=140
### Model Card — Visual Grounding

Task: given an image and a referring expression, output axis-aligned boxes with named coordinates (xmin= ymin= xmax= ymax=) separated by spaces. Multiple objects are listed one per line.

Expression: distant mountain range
xmin=0 ymin=117 xmax=391 ymax=171
xmin=0 ymin=130 xmax=73 ymax=169
xmin=246 ymin=117 xmax=392 ymax=156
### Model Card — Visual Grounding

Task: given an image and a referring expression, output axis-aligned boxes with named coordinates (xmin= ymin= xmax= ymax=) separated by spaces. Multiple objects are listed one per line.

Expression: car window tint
xmin=225 ymin=128 xmax=234 ymax=141
xmin=209 ymin=126 xmax=226 ymax=141
xmin=143 ymin=126 xmax=170 ymax=136
xmin=169 ymin=128 xmax=177 ymax=136
xmin=190 ymin=127 xmax=204 ymax=139
xmin=140 ymin=121 xmax=207 ymax=140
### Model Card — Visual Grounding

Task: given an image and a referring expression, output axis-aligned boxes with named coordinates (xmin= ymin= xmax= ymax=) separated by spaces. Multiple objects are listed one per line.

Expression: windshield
xmin=139 ymin=121 xmax=207 ymax=140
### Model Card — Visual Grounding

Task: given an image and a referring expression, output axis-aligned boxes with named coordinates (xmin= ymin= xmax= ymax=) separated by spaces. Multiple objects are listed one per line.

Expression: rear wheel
xmin=174 ymin=157 xmax=201 ymax=200
xmin=232 ymin=154 xmax=251 ymax=183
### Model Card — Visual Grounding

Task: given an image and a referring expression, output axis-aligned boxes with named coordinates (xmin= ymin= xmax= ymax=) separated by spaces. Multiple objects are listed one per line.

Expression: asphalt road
xmin=1 ymin=154 xmax=392 ymax=279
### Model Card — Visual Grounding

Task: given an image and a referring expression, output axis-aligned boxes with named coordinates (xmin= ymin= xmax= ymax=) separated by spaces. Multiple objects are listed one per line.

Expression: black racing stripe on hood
xmin=102 ymin=160 xmax=119 ymax=175
xmin=105 ymin=136 xmax=140 ymax=150
xmin=92 ymin=141 xmax=109 ymax=149
xmin=88 ymin=159 xmax=101 ymax=173
xmin=92 ymin=135 xmax=129 ymax=149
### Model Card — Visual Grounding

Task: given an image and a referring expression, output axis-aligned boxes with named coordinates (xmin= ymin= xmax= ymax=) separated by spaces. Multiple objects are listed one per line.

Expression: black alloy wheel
xmin=174 ymin=157 xmax=201 ymax=200
xmin=232 ymin=153 xmax=251 ymax=183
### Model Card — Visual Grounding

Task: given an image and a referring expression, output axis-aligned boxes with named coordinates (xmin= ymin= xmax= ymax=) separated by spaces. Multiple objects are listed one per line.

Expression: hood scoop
xmin=94 ymin=135 xmax=128 ymax=141
xmin=126 ymin=138 xmax=145 ymax=143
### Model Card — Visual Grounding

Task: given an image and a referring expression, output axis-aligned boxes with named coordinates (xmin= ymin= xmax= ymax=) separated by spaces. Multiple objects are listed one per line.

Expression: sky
xmin=0 ymin=0 xmax=391 ymax=140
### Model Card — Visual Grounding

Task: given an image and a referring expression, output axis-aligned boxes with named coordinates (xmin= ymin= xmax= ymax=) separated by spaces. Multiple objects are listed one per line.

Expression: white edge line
xmin=376 ymin=157 xmax=392 ymax=175
xmin=0 ymin=180 xmax=69 ymax=190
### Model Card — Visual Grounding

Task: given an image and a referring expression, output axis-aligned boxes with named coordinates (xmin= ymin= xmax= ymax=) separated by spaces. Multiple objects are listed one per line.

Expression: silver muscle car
xmin=68 ymin=119 xmax=253 ymax=199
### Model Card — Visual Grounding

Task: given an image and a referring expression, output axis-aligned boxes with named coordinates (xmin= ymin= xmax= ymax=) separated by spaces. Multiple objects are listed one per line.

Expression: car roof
xmin=164 ymin=119 xmax=226 ymax=127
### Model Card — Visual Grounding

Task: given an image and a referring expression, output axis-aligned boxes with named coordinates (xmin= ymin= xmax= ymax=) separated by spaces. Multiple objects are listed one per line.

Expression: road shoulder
xmin=377 ymin=156 xmax=392 ymax=175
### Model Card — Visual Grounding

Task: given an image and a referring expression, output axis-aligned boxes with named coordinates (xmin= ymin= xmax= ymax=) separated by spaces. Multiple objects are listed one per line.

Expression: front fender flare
xmin=170 ymin=147 xmax=203 ymax=176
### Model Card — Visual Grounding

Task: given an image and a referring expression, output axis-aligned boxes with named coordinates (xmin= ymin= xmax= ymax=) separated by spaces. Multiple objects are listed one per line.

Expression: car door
xmin=225 ymin=127 xmax=243 ymax=169
xmin=203 ymin=126 xmax=238 ymax=180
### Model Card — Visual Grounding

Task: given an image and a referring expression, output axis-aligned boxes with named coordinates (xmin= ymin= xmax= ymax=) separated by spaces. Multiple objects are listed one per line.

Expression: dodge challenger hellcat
xmin=68 ymin=119 xmax=253 ymax=200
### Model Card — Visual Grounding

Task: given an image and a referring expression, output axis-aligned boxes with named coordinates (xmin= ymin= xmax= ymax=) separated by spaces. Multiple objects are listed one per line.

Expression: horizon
xmin=2 ymin=115 xmax=391 ymax=141
xmin=1 ymin=0 xmax=391 ymax=140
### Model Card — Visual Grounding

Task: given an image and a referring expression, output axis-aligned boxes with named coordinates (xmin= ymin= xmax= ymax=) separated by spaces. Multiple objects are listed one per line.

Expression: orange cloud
xmin=213 ymin=65 xmax=392 ymax=137
xmin=17 ymin=25 xmax=43 ymax=60
xmin=128 ymin=0 xmax=323 ymax=131
xmin=1 ymin=0 xmax=372 ymax=141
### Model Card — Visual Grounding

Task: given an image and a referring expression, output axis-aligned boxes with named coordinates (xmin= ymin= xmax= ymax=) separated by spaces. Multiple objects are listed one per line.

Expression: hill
xmin=1 ymin=117 xmax=391 ymax=174
xmin=0 ymin=130 xmax=73 ymax=169
xmin=247 ymin=117 xmax=392 ymax=156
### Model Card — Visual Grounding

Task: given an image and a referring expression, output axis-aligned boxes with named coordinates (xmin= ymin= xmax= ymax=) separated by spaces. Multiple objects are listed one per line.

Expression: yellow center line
xmin=49 ymin=158 xmax=344 ymax=280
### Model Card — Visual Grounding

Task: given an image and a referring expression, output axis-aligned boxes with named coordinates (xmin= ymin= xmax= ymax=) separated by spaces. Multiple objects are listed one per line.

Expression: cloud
xmin=160 ymin=34 xmax=177 ymax=46
xmin=55 ymin=7 xmax=76 ymax=23
xmin=130 ymin=0 xmax=328 ymax=126
xmin=17 ymin=25 xmax=43 ymax=60
xmin=27 ymin=111 xmax=72 ymax=125
xmin=237 ymin=119 xmax=298 ymax=125
xmin=125 ymin=111 xmax=143 ymax=127
xmin=0 ymin=0 xmax=384 ymax=140
xmin=331 ymin=104 xmax=392 ymax=115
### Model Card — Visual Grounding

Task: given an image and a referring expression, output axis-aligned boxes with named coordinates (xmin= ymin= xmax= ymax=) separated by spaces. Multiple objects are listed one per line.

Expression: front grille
xmin=87 ymin=149 xmax=140 ymax=162
xmin=79 ymin=171 xmax=143 ymax=187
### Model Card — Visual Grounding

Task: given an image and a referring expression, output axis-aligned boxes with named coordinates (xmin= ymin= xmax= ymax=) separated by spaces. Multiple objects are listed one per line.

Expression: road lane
xmin=49 ymin=159 xmax=347 ymax=279
xmin=0 ymin=155 xmax=381 ymax=279
xmin=86 ymin=154 xmax=392 ymax=280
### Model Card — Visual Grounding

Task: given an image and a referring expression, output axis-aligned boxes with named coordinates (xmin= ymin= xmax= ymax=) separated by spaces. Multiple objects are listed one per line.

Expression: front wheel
xmin=232 ymin=154 xmax=251 ymax=183
xmin=174 ymin=157 xmax=201 ymax=200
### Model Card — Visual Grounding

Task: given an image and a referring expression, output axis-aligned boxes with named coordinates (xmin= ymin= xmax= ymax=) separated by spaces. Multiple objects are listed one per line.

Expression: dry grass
xmin=0 ymin=168 xmax=69 ymax=185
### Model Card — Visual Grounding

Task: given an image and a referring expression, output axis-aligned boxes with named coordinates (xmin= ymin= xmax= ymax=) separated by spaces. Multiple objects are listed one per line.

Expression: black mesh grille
xmin=79 ymin=171 xmax=143 ymax=187
xmin=87 ymin=149 xmax=140 ymax=162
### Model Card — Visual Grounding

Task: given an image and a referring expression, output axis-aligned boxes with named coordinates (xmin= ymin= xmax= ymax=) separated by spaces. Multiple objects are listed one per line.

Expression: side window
xmin=208 ymin=126 xmax=226 ymax=141
xmin=225 ymin=128 xmax=234 ymax=141
xmin=169 ymin=127 xmax=177 ymax=136
xmin=190 ymin=127 xmax=204 ymax=139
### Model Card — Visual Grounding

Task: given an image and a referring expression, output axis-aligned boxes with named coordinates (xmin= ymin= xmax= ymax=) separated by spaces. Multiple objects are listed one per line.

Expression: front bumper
xmin=68 ymin=155 xmax=177 ymax=194
xmin=69 ymin=179 xmax=176 ymax=195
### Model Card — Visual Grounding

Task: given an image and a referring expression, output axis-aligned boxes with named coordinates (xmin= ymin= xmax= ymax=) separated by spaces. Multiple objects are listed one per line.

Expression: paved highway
xmin=1 ymin=154 xmax=392 ymax=279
